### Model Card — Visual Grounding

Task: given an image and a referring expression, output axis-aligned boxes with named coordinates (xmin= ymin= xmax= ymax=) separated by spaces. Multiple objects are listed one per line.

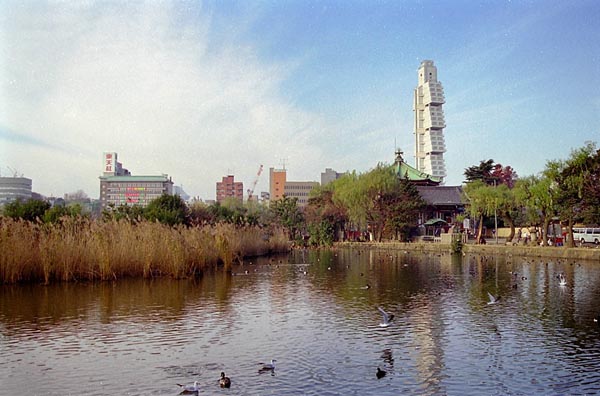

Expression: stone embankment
xmin=340 ymin=241 xmax=600 ymax=261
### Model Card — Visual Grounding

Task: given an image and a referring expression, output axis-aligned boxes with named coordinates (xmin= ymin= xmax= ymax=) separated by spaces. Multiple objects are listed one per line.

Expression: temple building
xmin=394 ymin=149 xmax=463 ymax=230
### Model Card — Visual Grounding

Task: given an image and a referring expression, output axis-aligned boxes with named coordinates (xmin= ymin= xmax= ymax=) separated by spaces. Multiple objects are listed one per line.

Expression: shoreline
xmin=338 ymin=241 xmax=600 ymax=261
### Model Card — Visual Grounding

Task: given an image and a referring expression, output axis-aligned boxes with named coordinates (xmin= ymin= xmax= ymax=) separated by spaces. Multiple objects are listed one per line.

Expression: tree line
xmin=463 ymin=142 xmax=600 ymax=246
xmin=0 ymin=165 xmax=425 ymax=248
xmin=3 ymin=142 xmax=598 ymax=248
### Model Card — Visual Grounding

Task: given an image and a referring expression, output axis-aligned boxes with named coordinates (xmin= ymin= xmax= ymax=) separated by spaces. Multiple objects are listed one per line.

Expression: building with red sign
xmin=99 ymin=152 xmax=173 ymax=210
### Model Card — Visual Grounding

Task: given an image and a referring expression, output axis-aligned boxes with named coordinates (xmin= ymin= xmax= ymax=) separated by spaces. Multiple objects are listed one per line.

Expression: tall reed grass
xmin=0 ymin=217 xmax=289 ymax=284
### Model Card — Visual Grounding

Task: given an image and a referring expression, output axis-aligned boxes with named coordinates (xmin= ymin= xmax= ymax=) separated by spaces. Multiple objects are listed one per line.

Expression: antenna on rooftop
xmin=279 ymin=157 xmax=289 ymax=171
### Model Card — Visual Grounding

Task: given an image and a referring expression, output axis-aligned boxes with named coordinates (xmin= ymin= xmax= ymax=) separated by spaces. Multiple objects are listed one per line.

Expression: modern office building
xmin=321 ymin=168 xmax=346 ymax=186
xmin=269 ymin=167 xmax=287 ymax=202
xmin=284 ymin=181 xmax=319 ymax=207
xmin=99 ymin=152 xmax=173 ymax=210
xmin=413 ymin=60 xmax=447 ymax=183
xmin=0 ymin=176 xmax=32 ymax=205
xmin=216 ymin=175 xmax=243 ymax=203
xmin=269 ymin=166 xmax=319 ymax=207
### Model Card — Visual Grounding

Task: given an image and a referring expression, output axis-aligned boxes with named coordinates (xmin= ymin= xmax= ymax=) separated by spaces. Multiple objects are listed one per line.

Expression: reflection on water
xmin=1 ymin=249 xmax=600 ymax=395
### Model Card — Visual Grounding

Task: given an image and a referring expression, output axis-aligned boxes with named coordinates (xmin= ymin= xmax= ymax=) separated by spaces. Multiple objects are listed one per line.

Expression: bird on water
xmin=177 ymin=381 xmax=200 ymax=394
xmin=378 ymin=307 xmax=394 ymax=327
xmin=219 ymin=372 xmax=231 ymax=388
xmin=376 ymin=367 xmax=387 ymax=379
xmin=258 ymin=359 xmax=277 ymax=373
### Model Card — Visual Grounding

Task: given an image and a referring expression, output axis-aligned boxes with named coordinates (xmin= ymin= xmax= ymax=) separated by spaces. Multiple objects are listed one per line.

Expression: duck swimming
xmin=376 ymin=367 xmax=387 ymax=379
xmin=219 ymin=372 xmax=231 ymax=388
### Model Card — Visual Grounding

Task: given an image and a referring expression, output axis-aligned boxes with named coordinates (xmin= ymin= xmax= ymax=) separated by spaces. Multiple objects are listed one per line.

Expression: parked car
xmin=572 ymin=227 xmax=600 ymax=245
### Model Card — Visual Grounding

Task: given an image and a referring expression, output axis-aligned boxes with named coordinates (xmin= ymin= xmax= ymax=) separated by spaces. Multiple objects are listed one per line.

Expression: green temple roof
xmin=393 ymin=149 xmax=442 ymax=186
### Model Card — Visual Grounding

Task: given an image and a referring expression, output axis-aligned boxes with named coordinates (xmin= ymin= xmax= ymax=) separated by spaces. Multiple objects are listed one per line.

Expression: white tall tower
xmin=413 ymin=60 xmax=446 ymax=183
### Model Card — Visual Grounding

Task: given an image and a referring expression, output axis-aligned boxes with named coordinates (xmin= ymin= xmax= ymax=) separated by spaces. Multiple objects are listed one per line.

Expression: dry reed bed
xmin=0 ymin=218 xmax=289 ymax=284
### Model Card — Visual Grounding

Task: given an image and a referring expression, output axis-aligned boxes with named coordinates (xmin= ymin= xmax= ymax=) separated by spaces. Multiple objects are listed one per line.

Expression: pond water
xmin=1 ymin=248 xmax=600 ymax=395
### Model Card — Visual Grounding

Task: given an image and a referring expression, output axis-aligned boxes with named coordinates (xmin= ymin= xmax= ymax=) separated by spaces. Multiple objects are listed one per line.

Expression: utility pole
xmin=494 ymin=180 xmax=498 ymax=244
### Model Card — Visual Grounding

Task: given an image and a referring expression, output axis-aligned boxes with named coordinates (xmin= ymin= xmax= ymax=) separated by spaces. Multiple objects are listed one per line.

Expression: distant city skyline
xmin=1 ymin=1 xmax=599 ymax=200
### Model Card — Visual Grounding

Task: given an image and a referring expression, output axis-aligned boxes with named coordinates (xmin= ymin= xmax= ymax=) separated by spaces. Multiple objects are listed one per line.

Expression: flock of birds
xmin=488 ymin=267 xmax=577 ymax=306
xmin=174 ymin=304 xmax=397 ymax=394
xmin=174 ymin=303 xmax=398 ymax=393
xmin=176 ymin=371 xmax=231 ymax=394
xmin=488 ymin=267 xmax=577 ymax=305
xmin=176 ymin=362 xmax=275 ymax=394
xmin=175 ymin=252 xmax=599 ymax=393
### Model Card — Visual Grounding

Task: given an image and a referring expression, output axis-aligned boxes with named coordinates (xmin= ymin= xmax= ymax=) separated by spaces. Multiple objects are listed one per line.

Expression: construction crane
xmin=7 ymin=166 xmax=22 ymax=177
xmin=247 ymin=165 xmax=264 ymax=201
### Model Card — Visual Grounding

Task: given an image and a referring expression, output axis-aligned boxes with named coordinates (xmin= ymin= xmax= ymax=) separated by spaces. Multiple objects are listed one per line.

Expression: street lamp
xmin=494 ymin=180 xmax=498 ymax=244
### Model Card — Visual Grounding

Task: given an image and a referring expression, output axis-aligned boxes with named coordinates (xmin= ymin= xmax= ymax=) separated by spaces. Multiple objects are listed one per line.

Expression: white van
xmin=572 ymin=227 xmax=600 ymax=245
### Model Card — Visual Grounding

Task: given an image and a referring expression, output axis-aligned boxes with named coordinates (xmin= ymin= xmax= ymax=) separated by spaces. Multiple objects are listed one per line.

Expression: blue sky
xmin=1 ymin=0 xmax=599 ymax=200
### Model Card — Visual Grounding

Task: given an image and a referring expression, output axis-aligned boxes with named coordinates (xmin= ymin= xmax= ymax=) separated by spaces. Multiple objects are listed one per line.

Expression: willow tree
xmin=332 ymin=164 xmax=423 ymax=242
xmin=547 ymin=142 xmax=599 ymax=247
xmin=513 ymin=174 xmax=556 ymax=244
xmin=331 ymin=171 xmax=366 ymax=231
xmin=462 ymin=181 xmax=498 ymax=243
xmin=464 ymin=159 xmax=520 ymax=242
xmin=495 ymin=183 xmax=519 ymax=242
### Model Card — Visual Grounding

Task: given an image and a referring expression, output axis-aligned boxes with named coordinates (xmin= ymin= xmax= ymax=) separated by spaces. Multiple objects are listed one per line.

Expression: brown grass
xmin=0 ymin=217 xmax=289 ymax=284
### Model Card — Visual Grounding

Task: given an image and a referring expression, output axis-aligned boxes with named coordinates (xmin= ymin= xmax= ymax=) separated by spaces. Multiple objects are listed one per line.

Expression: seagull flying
xmin=378 ymin=307 xmax=395 ymax=327
xmin=558 ymin=274 xmax=567 ymax=286
xmin=487 ymin=292 xmax=501 ymax=305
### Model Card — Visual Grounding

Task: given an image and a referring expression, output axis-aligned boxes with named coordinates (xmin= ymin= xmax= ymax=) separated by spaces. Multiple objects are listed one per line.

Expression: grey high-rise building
xmin=0 ymin=177 xmax=32 ymax=205
xmin=321 ymin=168 xmax=345 ymax=186
xmin=413 ymin=60 xmax=446 ymax=183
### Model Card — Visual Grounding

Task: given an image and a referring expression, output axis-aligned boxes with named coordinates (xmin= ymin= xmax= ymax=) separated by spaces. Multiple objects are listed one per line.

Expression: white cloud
xmin=0 ymin=1 xmax=328 ymax=199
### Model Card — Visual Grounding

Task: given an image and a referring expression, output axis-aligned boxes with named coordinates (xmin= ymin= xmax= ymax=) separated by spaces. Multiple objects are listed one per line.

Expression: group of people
xmin=516 ymin=228 xmax=532 ymax=244
xmin=516 ymin=228 xmax=564 ymax=246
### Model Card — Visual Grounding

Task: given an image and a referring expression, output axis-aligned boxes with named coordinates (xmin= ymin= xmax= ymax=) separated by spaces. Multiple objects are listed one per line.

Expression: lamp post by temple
xmin=494 ymin=180 xmax=498 ymax=244
xmin=494 ymin=204 xmax=498 ymax=244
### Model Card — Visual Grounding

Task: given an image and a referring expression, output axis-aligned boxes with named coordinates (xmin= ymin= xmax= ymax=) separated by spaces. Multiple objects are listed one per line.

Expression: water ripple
xmin=1 ymin=251 xmax=600 ymax=395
